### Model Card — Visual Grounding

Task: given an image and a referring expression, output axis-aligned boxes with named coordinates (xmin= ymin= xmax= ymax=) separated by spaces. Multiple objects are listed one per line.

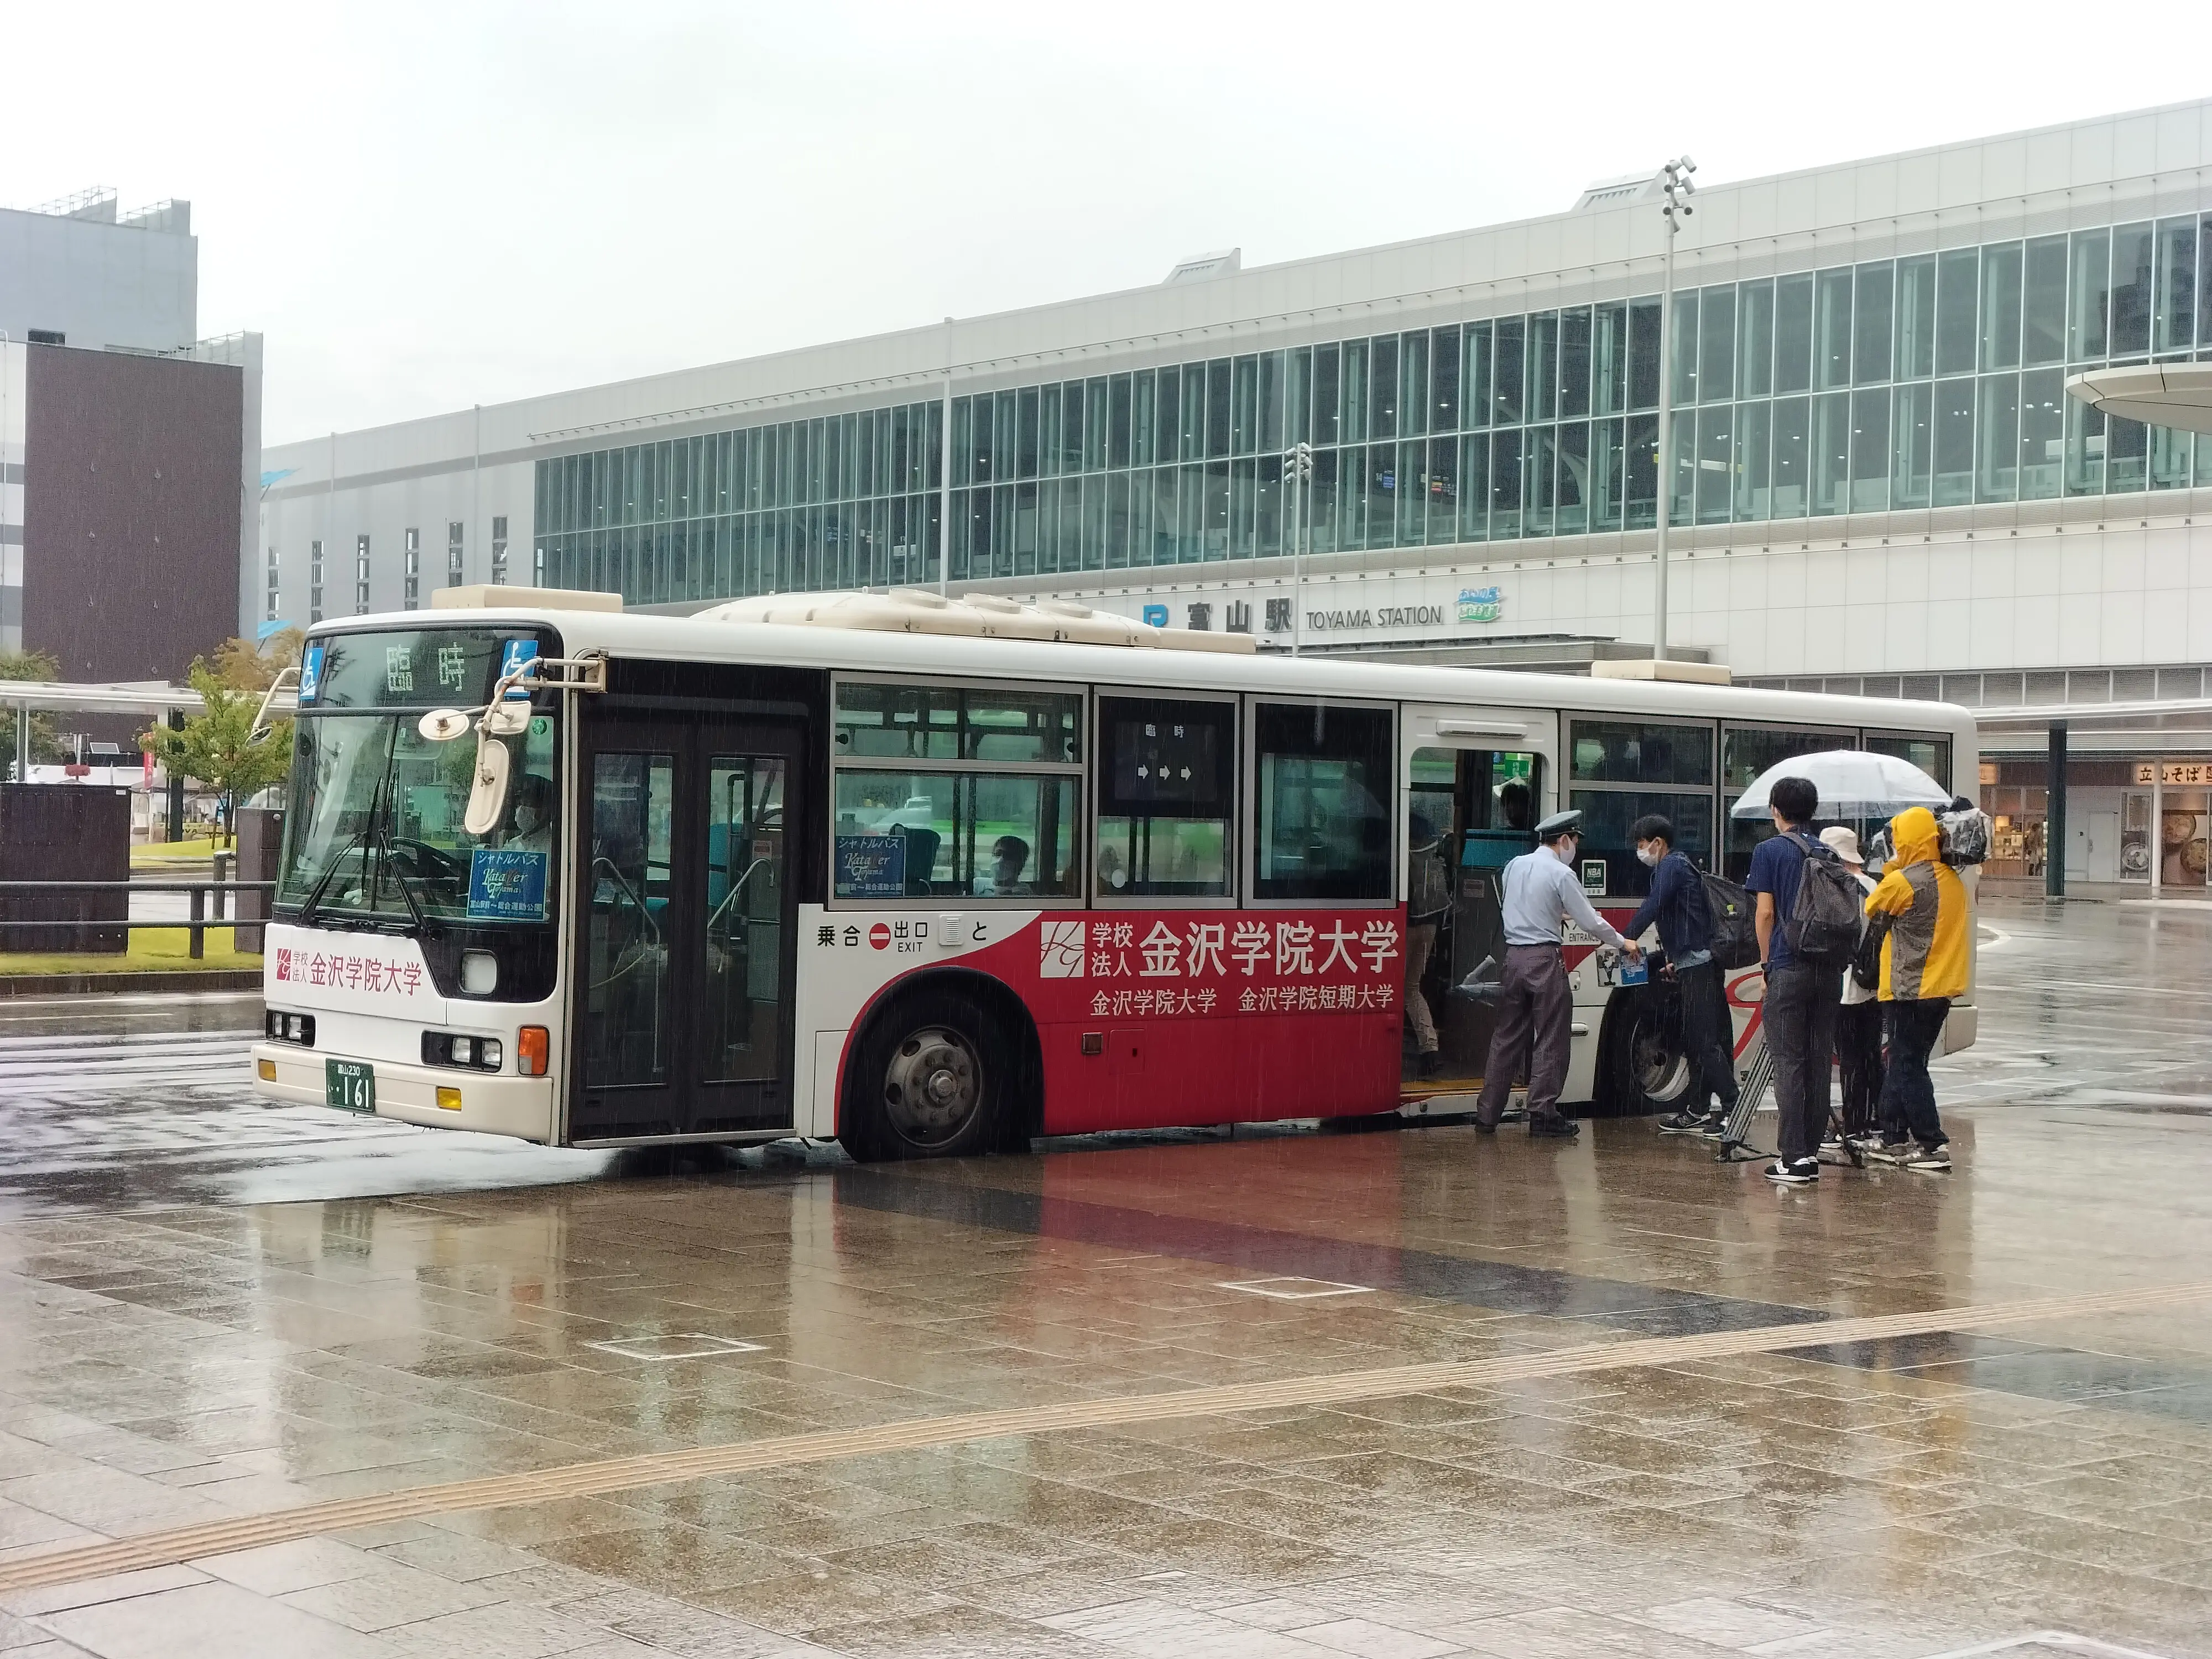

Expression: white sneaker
xmin=1764 ymin=1157 xmax=1819 ymax=1186
xmin=1900 ymin=1145 xmax=1952 ymax=1173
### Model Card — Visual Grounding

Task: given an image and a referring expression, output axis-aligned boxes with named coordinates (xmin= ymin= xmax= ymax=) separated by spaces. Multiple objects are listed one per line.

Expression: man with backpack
xmin=1625 ymin=815 xmax=1740 ymax=1136
xmin=1746 ymin=776 xmax=1860 ymax=1186
xmin=1860 ymin=804 xmax=1970 ymax=1172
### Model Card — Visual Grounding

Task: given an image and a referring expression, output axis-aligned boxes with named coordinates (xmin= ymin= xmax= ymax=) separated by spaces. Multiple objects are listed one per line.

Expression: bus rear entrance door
xmin=570 ymin=716 xmax=802 ymax=1142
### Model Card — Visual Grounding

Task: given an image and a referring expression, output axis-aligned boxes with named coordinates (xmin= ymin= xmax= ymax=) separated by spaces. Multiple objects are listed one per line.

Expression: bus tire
xmin=839 ymin=988 xmax=1010 ymax=1162
xmin=1597 ymin=983 xmax=1699 ymax=1118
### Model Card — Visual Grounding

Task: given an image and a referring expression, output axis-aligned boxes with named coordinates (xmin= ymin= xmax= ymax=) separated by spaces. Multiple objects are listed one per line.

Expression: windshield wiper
xmin=295 ymin=719 xmax=404 ymax=931
xmin=295 ymin=822 xmax=372 ymax=928
xmin=372 ymin=823 xmax=431 ymax=932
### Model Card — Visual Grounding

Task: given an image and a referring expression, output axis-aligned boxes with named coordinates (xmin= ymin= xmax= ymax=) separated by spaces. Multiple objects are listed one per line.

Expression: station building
xmin=260 ymin=99 xmax=2212 ymax=888
xmin=0 ymin=189 xmax=263 ymax=678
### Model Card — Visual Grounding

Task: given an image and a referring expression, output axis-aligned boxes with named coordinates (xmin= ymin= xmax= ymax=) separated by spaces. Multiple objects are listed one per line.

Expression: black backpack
xmin=1782 ymin=831 xmax=1861 ymax=969
xmin=1850 ymin=910 xmax=1891 ymax=992
xmin=1700 ymin=872 xmax=1759 ymax=970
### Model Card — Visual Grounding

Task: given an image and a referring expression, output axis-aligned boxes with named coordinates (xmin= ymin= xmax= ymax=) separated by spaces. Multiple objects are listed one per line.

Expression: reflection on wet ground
xmin=2 ymin=898 xmax=2210 ymax=1657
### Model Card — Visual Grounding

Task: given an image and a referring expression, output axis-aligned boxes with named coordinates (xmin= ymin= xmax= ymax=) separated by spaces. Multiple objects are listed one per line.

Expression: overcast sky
xmin=6 ymin=2 xmax=2202 ymax=444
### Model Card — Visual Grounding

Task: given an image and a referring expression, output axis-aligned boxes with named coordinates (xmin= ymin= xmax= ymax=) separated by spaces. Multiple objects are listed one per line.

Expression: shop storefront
xmin=1976 ymin=738 xmax=2212 ymax=893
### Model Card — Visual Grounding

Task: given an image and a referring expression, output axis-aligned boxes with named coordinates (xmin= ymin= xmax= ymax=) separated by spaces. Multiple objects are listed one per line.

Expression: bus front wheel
xmin=841 ymin=992 xmax=1006 ymax=1161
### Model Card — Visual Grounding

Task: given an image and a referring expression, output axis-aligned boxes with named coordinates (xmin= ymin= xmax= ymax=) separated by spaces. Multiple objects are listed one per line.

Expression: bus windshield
xmin=277 ymin=710 xmax=560 ymax=928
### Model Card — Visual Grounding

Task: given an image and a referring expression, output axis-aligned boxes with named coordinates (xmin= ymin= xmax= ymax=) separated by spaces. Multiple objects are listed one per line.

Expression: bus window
xmin=832 ymin=773 xmax=1077 ymax=899
xmin=1565 ymin=718 xmax=1718 ymax=894
xmin=1567 ymin=788 xmax=1718 ymax=895
xmin=1720 ymin=723 xmax=1854 ymax=877
xmin=1095 ymin=696 xmax=1234 ymax=899
xmin=1253 ymin=703 xmax=1392 ymax=901
xmin=832 ymin=677 xmax=1084 ymax=902
xmin=834 ymin=681 xmax=1082 ymax=765
xmin=1864 ymin=732 xmax=1953 ymax=794
xmin=1569 ymin=719 xmax=1714 ymax=786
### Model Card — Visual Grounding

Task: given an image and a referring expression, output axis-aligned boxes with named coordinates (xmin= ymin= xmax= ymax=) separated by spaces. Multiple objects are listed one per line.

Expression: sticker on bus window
xmin=498 ymin=639 xmax=539 ymax=697
xmin=467 ymin=848 xmax=549 ymax=920
xmin=298 ymin=641 xmax=325 ymax=705
xmin=834 ymin=834 xmax=906 ymax=899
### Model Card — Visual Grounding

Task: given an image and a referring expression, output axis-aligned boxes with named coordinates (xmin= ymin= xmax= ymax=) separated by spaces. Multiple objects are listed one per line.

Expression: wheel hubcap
xmin=883 ymin=1027 xmax=981 ymax=1144
xmin=1634 ymin=1018 xmax=1693 ymax=1104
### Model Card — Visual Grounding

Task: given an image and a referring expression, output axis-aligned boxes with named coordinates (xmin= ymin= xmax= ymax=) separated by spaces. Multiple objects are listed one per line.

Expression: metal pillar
xmin=2151 ymin=763 xmax=2163 ymax=898
xmin=12 ymin=705 xmax=24 ymax=785
xmin=937 ymin=316 xmax=954 ymax=596
xmin=2045 ymin=721 xmax=2067 ymax=898
xmin=165 ymin=709 xmax=185 ymax=843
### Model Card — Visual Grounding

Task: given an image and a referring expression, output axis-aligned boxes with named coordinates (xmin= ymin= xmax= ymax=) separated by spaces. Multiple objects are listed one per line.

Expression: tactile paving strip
xmin=1 ymin=1279 xmax=2203 ymax=1595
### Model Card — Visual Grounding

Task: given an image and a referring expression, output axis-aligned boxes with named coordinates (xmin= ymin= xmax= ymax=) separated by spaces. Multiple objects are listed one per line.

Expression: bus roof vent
xmin=430 ymin=585 xmax=623 ymax=613
xmin=696 ymin=590 xmax=1257 ymax=653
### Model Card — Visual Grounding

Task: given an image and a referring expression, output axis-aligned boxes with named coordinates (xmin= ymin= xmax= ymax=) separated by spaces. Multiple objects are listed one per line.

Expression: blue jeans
xmin=1880 ymin=998 xmax=1950 ymax=1149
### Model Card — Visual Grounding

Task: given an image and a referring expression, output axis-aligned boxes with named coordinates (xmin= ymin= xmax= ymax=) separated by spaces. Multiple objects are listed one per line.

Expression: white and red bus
xmin=251 ymin=587 xmax=1976 ymax=1157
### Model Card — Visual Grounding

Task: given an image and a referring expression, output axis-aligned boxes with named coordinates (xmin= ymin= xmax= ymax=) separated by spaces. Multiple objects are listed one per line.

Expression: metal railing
xmin=0 ymin=879 xmax=276 ymax=959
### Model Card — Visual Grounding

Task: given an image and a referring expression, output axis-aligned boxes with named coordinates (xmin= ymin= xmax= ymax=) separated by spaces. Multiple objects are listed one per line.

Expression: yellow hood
xmin=1888 ymin=805 xmax=1941 ymax=865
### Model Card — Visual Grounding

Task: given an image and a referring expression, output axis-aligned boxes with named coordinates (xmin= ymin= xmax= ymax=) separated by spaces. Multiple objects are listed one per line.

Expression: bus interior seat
xmin=901 ymin=827 xmax=941 ymax=896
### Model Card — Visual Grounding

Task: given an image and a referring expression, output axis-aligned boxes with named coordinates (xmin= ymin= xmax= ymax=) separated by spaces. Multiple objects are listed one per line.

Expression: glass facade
xmin=537 ymin=215 xmax=2212 ymax=607
xmin=536 ymin=402 xmax=943 ymax=603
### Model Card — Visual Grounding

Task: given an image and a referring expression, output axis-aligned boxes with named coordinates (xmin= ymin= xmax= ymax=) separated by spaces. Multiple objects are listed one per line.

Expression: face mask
xmin=1636 ymin=845 xmax=1661 ymax=868
xmin=1552 ymin=839 xmax=1578 ymax=866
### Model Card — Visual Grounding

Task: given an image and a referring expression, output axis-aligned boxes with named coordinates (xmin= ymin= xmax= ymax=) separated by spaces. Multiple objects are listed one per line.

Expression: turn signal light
xmin=436 ymin=1086 xmax=463 ymax=1112
xmin=518 ymin=1026 xmax=550 ymax=1076
xmin=257 ymin=1058 xmax=276 ymax=1082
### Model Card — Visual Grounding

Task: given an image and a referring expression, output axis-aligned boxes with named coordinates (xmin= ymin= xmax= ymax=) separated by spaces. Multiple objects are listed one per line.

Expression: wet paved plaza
xmin=2 ymin=896 xmax=2210 ymax=1657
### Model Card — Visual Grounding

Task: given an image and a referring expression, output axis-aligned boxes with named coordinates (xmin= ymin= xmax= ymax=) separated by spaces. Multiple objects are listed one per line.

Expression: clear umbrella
xmin=1729 ymin=749 xmax=1953 ymax=820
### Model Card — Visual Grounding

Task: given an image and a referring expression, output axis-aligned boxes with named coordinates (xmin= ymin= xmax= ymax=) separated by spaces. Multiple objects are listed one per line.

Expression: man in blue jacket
xmin=1626 ymin=815 xmax=1740 ymax=1136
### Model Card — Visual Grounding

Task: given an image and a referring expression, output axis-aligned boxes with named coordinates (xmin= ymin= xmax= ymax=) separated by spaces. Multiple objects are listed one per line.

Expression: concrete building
xmin=262 ymin=99 xmax=2212 ymax=886
xmin=0 ymin=189 xmax=262 ymax=671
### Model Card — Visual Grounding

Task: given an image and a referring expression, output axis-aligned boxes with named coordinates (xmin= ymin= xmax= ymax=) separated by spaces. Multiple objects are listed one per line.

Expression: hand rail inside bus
xmin=704 ymin=858 xmax=773 ymax=940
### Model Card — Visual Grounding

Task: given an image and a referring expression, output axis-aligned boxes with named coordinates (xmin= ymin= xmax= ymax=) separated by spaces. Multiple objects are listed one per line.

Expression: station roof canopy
xmin=1977 ymin=696 xmax=2212 ymax=759
xmin=2065 ymin=363 xmax=2212 ymax=435
xmin=0 ymin=680 xmax=206 ymax=716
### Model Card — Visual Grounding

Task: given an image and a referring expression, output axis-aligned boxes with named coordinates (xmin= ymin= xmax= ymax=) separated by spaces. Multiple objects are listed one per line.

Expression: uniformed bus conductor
xmin=1476 ymin=809 xmax=1639 ymax=1139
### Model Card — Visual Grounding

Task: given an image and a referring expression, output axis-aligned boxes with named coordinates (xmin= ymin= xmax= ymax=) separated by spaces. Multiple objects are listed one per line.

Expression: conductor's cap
xmin=1534 ymin=809 xmax=1584 ymax=843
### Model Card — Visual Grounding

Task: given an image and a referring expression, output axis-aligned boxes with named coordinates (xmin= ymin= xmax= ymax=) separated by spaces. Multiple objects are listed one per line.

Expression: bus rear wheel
xmin=841 ymin=993 xmax=1004 ymax=1161
xmin=1599 ymin=984 xmax=1698 ymax=1117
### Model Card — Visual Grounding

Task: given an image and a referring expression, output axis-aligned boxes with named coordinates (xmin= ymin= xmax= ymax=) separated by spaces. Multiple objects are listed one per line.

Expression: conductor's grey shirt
xmin=1500 ymin=849 xmax=1628 ymax=948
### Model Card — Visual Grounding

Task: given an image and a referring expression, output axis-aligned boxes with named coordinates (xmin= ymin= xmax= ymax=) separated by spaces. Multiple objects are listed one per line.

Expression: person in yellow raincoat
xmin=1861 ymin=805 xmax=1971 ymax=1171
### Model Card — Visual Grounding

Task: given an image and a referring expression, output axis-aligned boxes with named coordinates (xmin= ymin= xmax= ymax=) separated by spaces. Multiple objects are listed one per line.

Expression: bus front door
xmin=570 ymin=717 xmax=801 ymax=1142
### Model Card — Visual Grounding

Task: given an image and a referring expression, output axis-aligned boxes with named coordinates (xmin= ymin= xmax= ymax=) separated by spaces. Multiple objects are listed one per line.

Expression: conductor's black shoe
xmin=1472 ymin=1118 xmax=1498 ymax=1134
xmin=1527 ymin=1114 xmax=1579 ymax=1139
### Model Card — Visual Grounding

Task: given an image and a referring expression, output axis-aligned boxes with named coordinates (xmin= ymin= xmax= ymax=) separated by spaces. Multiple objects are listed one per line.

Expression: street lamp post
xmin=1653 ymin=155 xmax=1695 ymax=662
xmin=1282 ymin=441 xmax=1313 ymax=656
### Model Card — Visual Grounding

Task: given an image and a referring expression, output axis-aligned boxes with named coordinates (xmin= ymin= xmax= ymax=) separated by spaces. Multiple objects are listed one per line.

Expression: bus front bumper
xmin=251 ymin=1044 xmax=559 ymax=1143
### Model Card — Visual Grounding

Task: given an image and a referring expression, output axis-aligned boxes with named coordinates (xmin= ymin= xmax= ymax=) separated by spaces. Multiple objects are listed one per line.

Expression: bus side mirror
xmin=463 ymin=732 xmax=513 ymax=837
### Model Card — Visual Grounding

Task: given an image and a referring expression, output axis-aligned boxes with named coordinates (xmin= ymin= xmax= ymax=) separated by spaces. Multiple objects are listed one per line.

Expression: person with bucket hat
xmin=1475 ymin=810 xmax=1639 ymax=1139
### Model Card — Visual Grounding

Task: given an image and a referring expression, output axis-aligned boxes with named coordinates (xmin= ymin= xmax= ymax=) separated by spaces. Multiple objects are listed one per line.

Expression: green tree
xmin=141 ymin=661 xmax=293 ymax=847
xmin=0 ymin=649 xmax=65 ymax=776
xmin=211 ymin=629 xmax=306 ymax=693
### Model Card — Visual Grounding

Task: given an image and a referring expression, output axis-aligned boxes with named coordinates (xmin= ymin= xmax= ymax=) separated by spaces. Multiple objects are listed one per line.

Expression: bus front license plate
xmin=326 ymin=1060 xmax=375 ymax=1115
